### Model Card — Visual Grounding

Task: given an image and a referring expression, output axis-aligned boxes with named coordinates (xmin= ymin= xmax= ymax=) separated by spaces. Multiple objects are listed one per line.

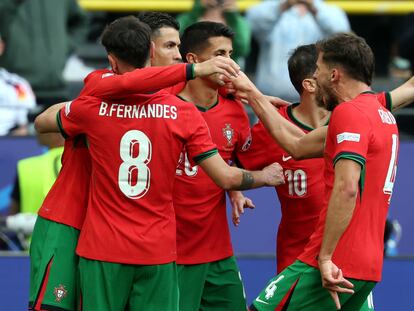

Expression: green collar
xmin=287 ymin=103 xmax=330 ymax=130
xmin=176 ymin=95 xmax=219 ymax=112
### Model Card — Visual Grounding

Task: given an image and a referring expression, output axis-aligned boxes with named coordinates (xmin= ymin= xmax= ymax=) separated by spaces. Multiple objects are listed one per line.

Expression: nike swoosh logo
xmin=282 ymin=155 xmax=292 ymax=162
xmin=255 ymin=297 xmax=269 ymax=305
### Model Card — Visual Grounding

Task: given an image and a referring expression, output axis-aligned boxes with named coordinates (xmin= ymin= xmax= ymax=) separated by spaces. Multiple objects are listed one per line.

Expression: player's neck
xmin=293 ymin=95 xmax=330 ymax=129
xmin=336 ymin=79 xmax=372 ymax=103
xmin=179 ymin=79 xmax=218 ymax=109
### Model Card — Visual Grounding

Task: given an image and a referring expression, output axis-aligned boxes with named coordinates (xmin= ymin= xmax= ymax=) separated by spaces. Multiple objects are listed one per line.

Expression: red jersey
xmin=58 ymin=92 xmax=216 ymax=264
xmin=37 ymin=64 xmax=192 ymax=229
xmin=173 ymin=95 xmax=251 ymax=264
xmin=237 ymin=104 xmax=325 ymax=273
xmin=299 ymin=92 xmax=399 ymax=281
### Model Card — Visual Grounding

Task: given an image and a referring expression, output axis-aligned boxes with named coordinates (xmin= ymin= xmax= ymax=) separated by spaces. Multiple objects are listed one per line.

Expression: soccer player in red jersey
xmin=232 ymin=33 xmax=401 ymax=310
xmin=29 ymin=15 xmax=242 ymax=311
xmin=35 ymin=17 xmax=284 ymax=311
xmin=237 ymin=44 xmax=329 ymax=275
xmin=171 ymin=22 xmax=256 ymax=311
xmin=138 ymin=11 xmax=182 ymax=66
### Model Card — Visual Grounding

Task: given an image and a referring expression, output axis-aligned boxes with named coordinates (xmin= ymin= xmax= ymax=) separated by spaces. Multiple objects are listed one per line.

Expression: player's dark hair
xmin=137 ymin=12 xmax=180 ymax=37
xmin=180 ymin=21 xmax=234 ymax=58
xmin=316 ymin=33 xmax=375 ymax=85
xmin=101 ymin=16 xmax=151 ymax=68
xmin=288 ymin=44 xmax=318 ymax=95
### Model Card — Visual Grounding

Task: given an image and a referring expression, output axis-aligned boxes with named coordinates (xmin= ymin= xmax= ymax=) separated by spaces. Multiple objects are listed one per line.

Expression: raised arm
xmin=198 ymin=153 xmax=284 ymax=191
xmin=84 ymin=57 xmax=240 ymax=99
xmin=232 ymin=72 xmax=325 ymax=159
xmin=245 ymin=1 xmax=284 ymax=43
xmin=309 ymin=0 xmax=350 ymax=35
xmin=389 ymin=76 xmax=414 ymax=111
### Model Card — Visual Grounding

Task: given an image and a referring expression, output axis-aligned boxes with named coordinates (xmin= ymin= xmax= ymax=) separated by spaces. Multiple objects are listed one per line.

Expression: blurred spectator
xmin=177 ymin=0 xmax=251 ymax=64
xmin=9 ymin=132 xmax=64 ymax=217
xmin=246 ymin=0 xmax=350 ymax=101
xmin=397 ymin=14 xmax=414 ymax=75
xmin=0 ymin=0 xmax=89 ymax=118
xmin=0 ymin=35 xmax=36 ymax=136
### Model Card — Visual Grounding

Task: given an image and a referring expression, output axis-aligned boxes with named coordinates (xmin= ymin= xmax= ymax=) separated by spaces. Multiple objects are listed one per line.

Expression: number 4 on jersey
xmin=383 ymin=134 xmax=399 ymax=196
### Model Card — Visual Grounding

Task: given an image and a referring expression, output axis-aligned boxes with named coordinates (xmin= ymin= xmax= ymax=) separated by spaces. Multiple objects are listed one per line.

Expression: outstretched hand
xmin=229 ymin=191 xmax=255 ymax=226
xmin=318 ymin=259 xmax=355 ymax=310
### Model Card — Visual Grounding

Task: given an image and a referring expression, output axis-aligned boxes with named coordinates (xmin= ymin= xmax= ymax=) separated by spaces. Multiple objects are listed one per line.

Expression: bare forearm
xmin=218 ymin=167 xmax=269 ymax=190
xmin=319 ymin=160 xmax=360 ymax=261
xmin=319 ymin=187 xmax=357 ymax=261
xmin=246 ymin=89 xmax=307 ymax=157
xmin=390 ymin=76 xmax=414 ymax=112
xmin=34 ymin=103 xmax=66 ymax=133
xmin=200 ymin=154 xmax=283 ymax=190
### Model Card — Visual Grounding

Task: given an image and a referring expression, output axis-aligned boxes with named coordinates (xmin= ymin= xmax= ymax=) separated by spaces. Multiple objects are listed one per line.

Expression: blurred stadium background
xmin=1 ymin=1 xmax=414 ymax=310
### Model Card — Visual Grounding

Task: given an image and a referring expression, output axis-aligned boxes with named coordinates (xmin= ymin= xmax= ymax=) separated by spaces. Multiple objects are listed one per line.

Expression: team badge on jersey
xmin=222 ymin=124 xmax=234 ymax=148
xmin=53 ymin=284 xmax=68 ymax=302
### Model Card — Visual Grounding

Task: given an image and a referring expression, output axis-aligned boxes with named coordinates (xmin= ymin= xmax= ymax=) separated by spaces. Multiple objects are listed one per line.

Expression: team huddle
xmin=29 ymin=11 xmax=414 ymax=311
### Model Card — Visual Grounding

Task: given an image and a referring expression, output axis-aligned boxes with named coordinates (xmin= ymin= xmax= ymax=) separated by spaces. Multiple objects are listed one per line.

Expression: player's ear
xmin=302 ymin=78 xmax=316 ymax=93
xmin=186 ymin=53 xmax=198 ymax=64
xmin=331 ymin=68 xmax=340 ymax=82
xmin=150 ymin=41 xmax=156 ymax=63
xmin=108 ymin=54 xmax=119 ymax=74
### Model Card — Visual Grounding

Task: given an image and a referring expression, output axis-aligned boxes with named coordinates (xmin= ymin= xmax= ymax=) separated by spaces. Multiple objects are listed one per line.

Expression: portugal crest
xmin=222 ymin=124 xmax=234 ymax=148
xmin=53 ymin=284 xmax=68 ymax=302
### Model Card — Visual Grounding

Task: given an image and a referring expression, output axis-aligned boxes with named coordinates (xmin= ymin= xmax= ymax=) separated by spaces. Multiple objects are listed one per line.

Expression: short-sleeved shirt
xmin=38 ymin=64 xmax=192 ymax=230
xmin=299 ymin=92 xmax=399 ymax=282
xmin=237 ymin=104 xmax=326 ymax=273
xmin=58 ymin=92 xmax=217 ymax=265
xmin=173 ymin=94 xmax=252 ymax=264
xmin=37 ymin=135 xmax=91 ymax=229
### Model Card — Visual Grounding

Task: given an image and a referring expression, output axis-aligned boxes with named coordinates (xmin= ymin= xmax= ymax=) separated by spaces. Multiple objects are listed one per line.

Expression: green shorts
xmin=360 ymin=292 xmax=375 ymax=311
xmin=79 ymin=258 xmax=179 ymax=311
xmin=177 ymin=256 xmax=247 ymax=311
xmin=29 ymin=216 xmax=80 ymax=311
xmin=251 ymin=260 xmax=376 ymax=311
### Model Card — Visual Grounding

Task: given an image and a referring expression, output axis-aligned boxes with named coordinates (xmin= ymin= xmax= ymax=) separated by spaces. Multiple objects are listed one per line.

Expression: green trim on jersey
xmin=175 ymin=95 xmax=219 ymax=112
xmin=334 ymin=152 xmax=366 ymax=198
xmin=361 ymin=90 xmax=393 ymax=111
xmin=195 ymin=98 xmax=219 ymax=112
xmin=385 ymin=92 xmax=393 ymax=111
xmin=56 ymin=111 xmax=68 ymax=139
xmin=193 ymin=148 xmax=218 ymax=164
xmin=191 ymin=64 xmax=196 ymax=80
xmin=287 ymin=103 xmax=314 ymax=131
xmin=287 ymin=104 xmax=330 ymax=130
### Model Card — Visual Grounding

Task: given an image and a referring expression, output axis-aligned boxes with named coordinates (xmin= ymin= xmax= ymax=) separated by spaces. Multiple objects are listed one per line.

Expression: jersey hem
xmin=36 ymin=214 xmax=82 ymax=231
xmin=77 ymin=253 xmax=177 ymax=265
xmin=298 ymin=257 xmax=381 ymax=282
xmin=176 ymin=252 xmax=234 ymax=265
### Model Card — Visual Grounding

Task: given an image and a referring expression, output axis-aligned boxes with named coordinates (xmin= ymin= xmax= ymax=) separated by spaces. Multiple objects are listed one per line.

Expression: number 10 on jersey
xmin=118 ymin=130 xmax=152 ymax=199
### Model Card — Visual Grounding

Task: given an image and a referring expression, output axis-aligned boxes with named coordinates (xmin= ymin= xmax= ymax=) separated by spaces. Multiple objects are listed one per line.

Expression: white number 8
xmin=118 ymin=130 xmax=152 ymax=199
